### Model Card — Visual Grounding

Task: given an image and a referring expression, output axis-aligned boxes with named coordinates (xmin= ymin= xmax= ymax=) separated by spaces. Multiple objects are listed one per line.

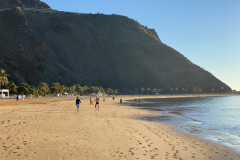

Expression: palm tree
xmin=192 ymin=87 xmax=197 ymax=94
xmin=90 ymin=86 xmax=96 ymax=93
xmin=146 ymin=88 xmax=151 ymax=95
xmin=157 ymin=88 xmax=162 ymax=94
xmin=181 ymin=88 xmax=184 ymax=94
xmin=114 ymin=89 xmax=118 ymax=95
xmin=107 ymin=88 xmax=113 ymax=95
xmin=8 ymin=81 xmax=17 ymax=94
xmin=69 ymin=84 xmax=77 ymax=95
xmin=83 ymin=86 xmax=89 ymax=95
xmin=175 ymin=88 xmax=179 ymax=94
xmin=151 ymin=88 xmax=157 ymax=95
xmin=140 ymin=87 xmax=145 ymax=95
xmin=0 ymin=69 xmax=8 ymax=89
xmin=99 ymin=86 xmax=105 ymax=93
xmin=76 ymin=84 xmax=82 ymax=95
xmin=38 ymin=82 xmax=50 ymax=96
xmin=51 ymin=82 xmax=63 ymax=94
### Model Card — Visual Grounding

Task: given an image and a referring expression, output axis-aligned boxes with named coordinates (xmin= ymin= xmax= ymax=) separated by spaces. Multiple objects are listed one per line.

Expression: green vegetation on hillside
xmin=0 ymin=69 xmax=230 ymax=96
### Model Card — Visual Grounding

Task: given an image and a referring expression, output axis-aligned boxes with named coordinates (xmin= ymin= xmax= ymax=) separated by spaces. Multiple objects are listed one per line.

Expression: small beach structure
xmin=0 ymin=89 xmax=9 ymax=98
xmin=96 ymin=91 xmax=103 ymax=97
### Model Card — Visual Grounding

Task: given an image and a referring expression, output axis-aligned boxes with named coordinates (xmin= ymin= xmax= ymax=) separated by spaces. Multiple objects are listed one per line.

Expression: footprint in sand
xmin=129 ymin=149 xmax=134 ymax=155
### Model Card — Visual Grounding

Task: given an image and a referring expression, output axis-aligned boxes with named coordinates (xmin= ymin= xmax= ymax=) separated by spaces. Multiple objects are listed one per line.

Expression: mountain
xmin=0 ymin=2 xmax=231 ymax=93
xmin=0 ymin=0 xmax=50 ymax=9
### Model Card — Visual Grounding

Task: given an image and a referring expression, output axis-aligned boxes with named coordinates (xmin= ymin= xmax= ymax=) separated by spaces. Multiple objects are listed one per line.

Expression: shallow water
xmin=127 ymin=96 xmax=240 ymax=152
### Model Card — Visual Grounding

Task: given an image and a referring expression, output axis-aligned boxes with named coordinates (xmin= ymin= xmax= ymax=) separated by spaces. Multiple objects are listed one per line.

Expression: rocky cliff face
xmin=0 ymin=0 xmax=50 ymax=9
xmin=0 ymin=3 xmax=231 ymax=93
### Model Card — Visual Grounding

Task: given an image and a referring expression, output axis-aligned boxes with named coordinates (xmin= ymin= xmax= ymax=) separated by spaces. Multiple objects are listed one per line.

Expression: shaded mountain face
xmin=0 ymin=0 xmax=50 ymax=9
xmin=0 ymin=6 xmax=231 ymax=93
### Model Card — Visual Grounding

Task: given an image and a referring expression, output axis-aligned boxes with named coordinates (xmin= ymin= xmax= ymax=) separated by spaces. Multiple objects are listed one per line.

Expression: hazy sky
xmin=42 ymin=0 xmax=240 ymax=90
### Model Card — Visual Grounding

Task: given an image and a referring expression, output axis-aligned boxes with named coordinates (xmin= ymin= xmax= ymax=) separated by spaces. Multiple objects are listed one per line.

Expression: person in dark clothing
xmin=76 ymin=97 xmax=81 ymax=112
xmin=95 ymin=97 xmax=100 ymax=111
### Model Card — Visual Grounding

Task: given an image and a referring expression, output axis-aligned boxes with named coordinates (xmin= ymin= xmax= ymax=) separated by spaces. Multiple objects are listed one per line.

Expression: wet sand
xmin=0 ymin=95 xmax=239 ymax=160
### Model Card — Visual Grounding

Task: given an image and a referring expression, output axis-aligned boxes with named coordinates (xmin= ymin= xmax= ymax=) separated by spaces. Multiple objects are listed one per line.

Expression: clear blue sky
xmin=42 ymin=0 xmax=240 ymax=90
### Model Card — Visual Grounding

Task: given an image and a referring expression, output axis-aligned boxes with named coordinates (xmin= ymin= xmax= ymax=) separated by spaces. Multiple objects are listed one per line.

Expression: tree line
xmin=0 ymin=69 xmax=118 ymax=96
xmin=136 ymin=87 xmax=228 ymax=95
xmin=6 ymin=81 xmax=118 ymax=96
xmin=0 ymin=69 xmax=230 ymax=96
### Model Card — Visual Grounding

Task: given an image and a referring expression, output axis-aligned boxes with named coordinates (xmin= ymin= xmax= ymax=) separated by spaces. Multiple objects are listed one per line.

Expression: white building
xmin=96 ymin=92 xmax=103 ymax=97
xmin=0 ymin=89 xmax=9 ymax=98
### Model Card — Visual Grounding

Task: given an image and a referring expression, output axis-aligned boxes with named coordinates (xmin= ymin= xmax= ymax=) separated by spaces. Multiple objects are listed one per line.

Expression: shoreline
xmin=125 ymin=95 xmax=240 ymax=155
xmin=0 ymin=94 xmax=239 ymax=159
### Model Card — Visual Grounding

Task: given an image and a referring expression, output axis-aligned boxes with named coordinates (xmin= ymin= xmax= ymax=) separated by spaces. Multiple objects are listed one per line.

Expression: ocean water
xmin=128 ymin=96 xmax=240 ymax=152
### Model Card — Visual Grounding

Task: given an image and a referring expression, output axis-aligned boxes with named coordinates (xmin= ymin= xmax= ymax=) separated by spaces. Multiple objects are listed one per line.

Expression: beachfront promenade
xmin=0 ymin=95 xmax=239 ymax=160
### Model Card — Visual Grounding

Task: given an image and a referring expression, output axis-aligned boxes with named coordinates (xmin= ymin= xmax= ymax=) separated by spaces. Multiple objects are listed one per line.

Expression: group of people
xmin=89 ymin=96 xmax=100 ymax=111
xmin=75 ymin=96 xmax=101 ymax=112
xmin=75 ymin=96 xmax=123 ymax=112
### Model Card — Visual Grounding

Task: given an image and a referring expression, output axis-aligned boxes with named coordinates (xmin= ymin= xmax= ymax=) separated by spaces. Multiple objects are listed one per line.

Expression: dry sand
xmin=0 ymin=95 xmax=239 ymax=160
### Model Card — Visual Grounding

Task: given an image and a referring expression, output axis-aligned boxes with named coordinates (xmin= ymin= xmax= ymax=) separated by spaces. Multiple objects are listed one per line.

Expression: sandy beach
xmin=0 ymin=95 xmax=239 ymax=160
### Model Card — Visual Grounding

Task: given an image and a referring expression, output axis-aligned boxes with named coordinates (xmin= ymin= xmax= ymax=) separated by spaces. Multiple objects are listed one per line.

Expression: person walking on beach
xmin=112 ymin=96 xmax=115 ymax=101
xmin=76 ymin=97 xmax=81 ymax=112
xmin=90 ymin=97 xmax=93 ymax=105
xmin=16 ymin=95 xmax=19 ymax=101
xmin=95 ymin=96 xmax=100 ymax=111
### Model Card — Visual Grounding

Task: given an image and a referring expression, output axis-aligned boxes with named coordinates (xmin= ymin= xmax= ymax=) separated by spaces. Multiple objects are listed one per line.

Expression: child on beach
xmin=76 ymin=97 xmax=81 ymax=112
xmin=90 ymin=97 xmax=93 ymax=105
